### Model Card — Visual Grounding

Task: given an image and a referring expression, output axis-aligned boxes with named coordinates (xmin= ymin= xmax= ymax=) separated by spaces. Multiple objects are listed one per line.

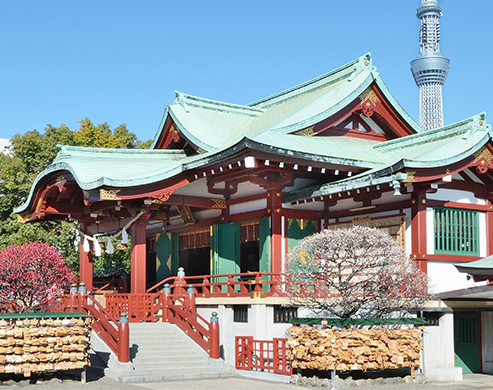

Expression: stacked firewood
xmin=287 ymin=325 xmax=423 ymax=374
xmin=0 ymin=317 xmax=92 ymax=377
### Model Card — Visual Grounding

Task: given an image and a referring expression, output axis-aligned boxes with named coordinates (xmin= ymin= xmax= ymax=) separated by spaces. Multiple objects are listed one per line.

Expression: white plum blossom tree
xmin=278 ymin=226 xmax=430 ymax=319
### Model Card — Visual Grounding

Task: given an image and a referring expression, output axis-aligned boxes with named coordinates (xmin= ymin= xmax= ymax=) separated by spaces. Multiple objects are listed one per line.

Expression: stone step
xmin=120 ymin=368 xmax=237 ymax=383
xmin=132 ymin=355 xmax=208 ymax=366
xmin=114 ymin=322 xmax=235 ymax=383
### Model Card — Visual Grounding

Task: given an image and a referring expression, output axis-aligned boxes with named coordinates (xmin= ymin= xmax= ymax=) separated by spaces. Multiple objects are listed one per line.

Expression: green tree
xmin=1 ymin=120 xmax=150 ymax=277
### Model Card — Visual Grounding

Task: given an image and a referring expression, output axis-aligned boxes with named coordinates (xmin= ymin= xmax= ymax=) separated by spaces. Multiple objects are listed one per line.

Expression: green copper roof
xmin=151 ymin=53 xmax=422 ymax=153
xmin=455 ymin=255 xmax=493 ymax=275
xmin=15 ymin=54 xmax=493 ymax=213
xmin=284 ymin=113 xmax=493 ymax=202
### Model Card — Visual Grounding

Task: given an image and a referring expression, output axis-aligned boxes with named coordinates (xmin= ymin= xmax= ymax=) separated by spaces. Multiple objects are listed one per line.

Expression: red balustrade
xmin=235 ymin=336 xmax=291 ymax=375
xmin=105 ymin=293 xmax=159 ymax=322
xmin=147 ymin=271 xmax=279 ymax=298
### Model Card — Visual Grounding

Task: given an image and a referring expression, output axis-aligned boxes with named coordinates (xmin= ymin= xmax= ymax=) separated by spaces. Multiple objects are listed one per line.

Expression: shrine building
xmin=15 ymin=53 xmax=493 ymax=380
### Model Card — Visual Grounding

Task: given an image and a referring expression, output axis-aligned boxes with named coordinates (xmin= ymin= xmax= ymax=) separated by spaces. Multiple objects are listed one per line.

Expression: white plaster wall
xmin=422 ymin=312 xmax=462 ymax=381
xmin=427 ymin=189 xmax=485 ymax=205
xmin=426 ymin=208 xmax=434 ymax=254
xmin=230 ymin=199 xmax=266 ymax=215
xmin=480 ymin=212 xmax=487 ymax=257
xmin=427 ymin=261 xmax=474 ymax=294
xmin=404 ymin=208 xmax=412 ymax=257
xmin=482 ymin=312 xmax=493 ymax=374
xmin=196 ymin=304 xmax=292 ymax=367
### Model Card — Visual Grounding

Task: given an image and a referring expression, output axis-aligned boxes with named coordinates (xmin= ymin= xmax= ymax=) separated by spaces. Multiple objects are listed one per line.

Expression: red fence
xmin=236 ymin=336 xmax=291 ymax=375
xmin=147 ymin=271 xmax=279 ymax=298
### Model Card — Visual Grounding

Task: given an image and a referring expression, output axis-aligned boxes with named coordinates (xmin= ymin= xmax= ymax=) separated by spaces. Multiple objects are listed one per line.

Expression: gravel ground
xmin=1 ymin=369 xmax=493 ymax=389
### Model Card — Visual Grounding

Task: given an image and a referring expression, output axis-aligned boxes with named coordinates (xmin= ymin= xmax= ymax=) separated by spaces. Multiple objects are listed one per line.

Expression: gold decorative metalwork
xmin=403 ymin=171 xmax=416 ymax=182
xmin=295 ymin=126 xmax=315 ymax=136
xmin=17 ymin=214 xmax=30 ymax=224
xmin=359 ymin=88 xmax=381 ymax=105
xmin=197 ymin=148 xmax=207 ymax=154
xmin=211 ymin=198 xmax=227 ymax=209
xmin=177 ymin=206 xmax=195 ymax=225
xmin=153 ymin=212 xmax=168 ymax=221
xmin=100 ymin=189 xmax=121 ymax=201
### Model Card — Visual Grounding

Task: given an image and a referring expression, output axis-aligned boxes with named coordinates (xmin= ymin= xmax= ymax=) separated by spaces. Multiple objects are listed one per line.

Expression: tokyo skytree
xmin=410 ymin=0 xmax=450 ymax=130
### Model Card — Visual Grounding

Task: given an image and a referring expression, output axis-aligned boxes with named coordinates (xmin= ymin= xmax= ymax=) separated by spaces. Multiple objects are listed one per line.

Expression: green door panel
xmin=156 ymin=232 xmax=178 ymax=285
xmin=259 ymin=217 xmax=271 ymax=273
xmin=213 ymin=223 xmax=240 ymax=292
xmin=259 ymin=217 xmax=271 ymax=292
xmin=454 ymin=313 xmax=480 ymax=373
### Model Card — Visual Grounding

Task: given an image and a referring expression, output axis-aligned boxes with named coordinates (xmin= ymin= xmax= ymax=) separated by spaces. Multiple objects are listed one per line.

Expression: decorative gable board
xmin=292 ymin=85 xmax=415 ymax=142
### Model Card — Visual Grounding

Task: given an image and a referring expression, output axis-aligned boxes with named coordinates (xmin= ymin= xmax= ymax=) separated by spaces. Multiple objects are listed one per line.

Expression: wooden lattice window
xmin=233 ymin=305 xmax=249 ymax=323
xmin=178 ymin=228 xmax=210 ymax=250
xmin=240 ymin=221 xmax=259 ymax=243
xmin=273 ymin=306 xmax=298 ymax=323
xmin=434 ymin=207 xmax=479 ymax=256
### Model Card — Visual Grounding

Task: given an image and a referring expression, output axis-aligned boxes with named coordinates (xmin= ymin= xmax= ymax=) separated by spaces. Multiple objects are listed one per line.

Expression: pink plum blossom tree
xmin=0 ymin=242 xmax=75 ymax=313
xmin=279 ymin=226 xmax=430 ymax=319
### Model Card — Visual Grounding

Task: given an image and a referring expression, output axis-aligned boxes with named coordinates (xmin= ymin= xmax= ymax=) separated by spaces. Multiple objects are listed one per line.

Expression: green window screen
xmin=434 ymin=207 xmax=479 ymax=255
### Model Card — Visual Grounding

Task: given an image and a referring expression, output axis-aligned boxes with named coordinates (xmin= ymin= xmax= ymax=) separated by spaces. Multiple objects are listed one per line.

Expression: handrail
xmin=147 ymin=271 xmax=279 ymax=296
xmin=64 ymin=293 xmax=119 ymax=356
xmin=165 ymin=295 xmax=211 ymax=353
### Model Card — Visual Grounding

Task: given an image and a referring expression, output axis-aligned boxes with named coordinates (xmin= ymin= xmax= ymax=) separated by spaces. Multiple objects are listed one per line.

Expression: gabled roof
xmin=284 ymin=113 xmax=493 ymax=202
xmin=151 ymin=53 xmax=422 ymax=153
xmin=15 ymin=54 xmax=493 ymax=215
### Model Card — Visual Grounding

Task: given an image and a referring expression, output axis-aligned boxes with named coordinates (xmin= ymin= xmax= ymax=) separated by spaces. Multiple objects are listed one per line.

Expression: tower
xmin=410 ymin=0 xmax=450 ymax=130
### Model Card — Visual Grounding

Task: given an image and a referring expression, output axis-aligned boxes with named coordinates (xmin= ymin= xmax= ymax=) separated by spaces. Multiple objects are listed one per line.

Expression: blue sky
xmin=1 ymin=1 xmax=492 ymax=143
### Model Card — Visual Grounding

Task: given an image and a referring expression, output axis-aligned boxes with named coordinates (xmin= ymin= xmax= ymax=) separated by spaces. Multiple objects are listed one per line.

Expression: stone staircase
xmin=117 ymin=322 xmax=236 ymax=383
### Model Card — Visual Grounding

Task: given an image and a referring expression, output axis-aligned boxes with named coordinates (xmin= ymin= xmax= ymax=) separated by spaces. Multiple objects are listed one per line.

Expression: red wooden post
xmin=79 ymin=244 xmax=93 ymax=292
xmin=187 ymin=284 xmax=196 ymax=313
xmin=209 ymin=312 xmax=220 ymax=359
xmin=161 ymin=284 xmax=171 ymax=323
xmin=118 ymin=312 xmax=130 ymax=363
xmin=131 ymin=222 xmax=147 ymax=293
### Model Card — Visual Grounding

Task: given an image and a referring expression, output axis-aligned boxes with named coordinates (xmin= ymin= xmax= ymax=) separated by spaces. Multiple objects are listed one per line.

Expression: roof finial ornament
xmin=411 ymin=0 xmax=450 ymax=131
xmin=174 ymin=91 xmax=190 ymax=113
xmin=348 ymin=53 xmax=376 ymax=82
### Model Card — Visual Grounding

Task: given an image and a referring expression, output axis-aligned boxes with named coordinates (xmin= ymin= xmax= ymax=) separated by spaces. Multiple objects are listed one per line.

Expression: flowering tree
xmin=278 ymin=226 xmax=430 ymax=319
xmin=0 ymin=242 xmax=75 ymax=313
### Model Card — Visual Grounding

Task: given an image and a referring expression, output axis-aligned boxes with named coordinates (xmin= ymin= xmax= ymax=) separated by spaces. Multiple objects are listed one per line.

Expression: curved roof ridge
xmin=374 ymin=113 xmax=490 ymax=153
xmin=247 ymin=53 xmax=376 ymax=110
xmin=173 ymin=91 xmax=263 ymax=117
xmin=55 ymin=144 xmax=187 ymax=160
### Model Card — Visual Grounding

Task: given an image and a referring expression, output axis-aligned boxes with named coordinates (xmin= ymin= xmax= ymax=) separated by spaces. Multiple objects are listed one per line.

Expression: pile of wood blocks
xmin=287 ymin=325 xmax=423 ymax=374
xmin=0 ymin=317 xmax=92 ymax=377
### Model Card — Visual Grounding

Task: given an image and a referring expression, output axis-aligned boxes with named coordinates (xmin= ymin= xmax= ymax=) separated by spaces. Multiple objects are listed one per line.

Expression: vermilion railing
xmin=235 ymin=336 xmax=291 ymax=375
xmin=162 ymin=295 xmax=211 ymax=353
xmin=63 ymin=292 xmax=119 ymax=357
xmin=147 ymin=271 xmax=279 ymax=297
xmin=106 ymin=293 xmax=159 ymax=322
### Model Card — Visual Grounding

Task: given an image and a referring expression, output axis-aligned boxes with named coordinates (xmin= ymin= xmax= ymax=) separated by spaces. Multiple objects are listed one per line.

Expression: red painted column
xmin=268 ymin=191 xmax=283 ymax=276
xmin=411 ymin=190 xmax=428 ymax=274
xmin=79 ymin=244 xmax=93 ymax=292
xmin=131 ymin=221 xmax=147 ymax=293
xmin=486 ymin=200 xmax=493 ymax=255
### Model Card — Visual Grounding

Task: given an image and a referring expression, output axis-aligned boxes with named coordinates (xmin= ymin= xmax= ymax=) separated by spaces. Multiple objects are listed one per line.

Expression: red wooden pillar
xmin=486 ymin=200 xmax=493 ymax=255
xmin=268 ymin=190 xmax=283 ymax=276
xmin=131 ymin=221 xmax=147 ymax=293
xmin=79 ymin=244 xmax=93 ymax=292
xmin=411 ymin=190 xmax=428 ymax=274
